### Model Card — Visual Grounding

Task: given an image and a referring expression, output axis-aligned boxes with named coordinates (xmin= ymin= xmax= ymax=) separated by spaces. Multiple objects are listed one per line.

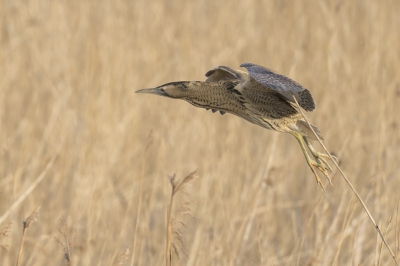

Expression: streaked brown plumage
xmin=136 ymin=63 xmax=333 ymax=188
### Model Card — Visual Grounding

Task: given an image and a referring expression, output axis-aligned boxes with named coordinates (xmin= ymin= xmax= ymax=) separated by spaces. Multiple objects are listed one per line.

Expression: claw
xmin=309 ymin=163 xmax=325 ymax=191
xmin=312 ymin=160 xmax=330 ymax=177
xmin=314 ymin=154 xmax=333 ymax=173
xmin=308 ymin=158 xmax=331 ymax=188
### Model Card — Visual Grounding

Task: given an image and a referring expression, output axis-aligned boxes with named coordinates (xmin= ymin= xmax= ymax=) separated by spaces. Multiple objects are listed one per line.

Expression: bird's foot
xmin=308 ymin=158 xmax=332 ymax=190
xmin=302 ymin=137 xmax=337 ymax=187
xmin=312 ymin=151 xmax=334 ymax=173
xmin=293 ymin=134 xmax=337 ymax=190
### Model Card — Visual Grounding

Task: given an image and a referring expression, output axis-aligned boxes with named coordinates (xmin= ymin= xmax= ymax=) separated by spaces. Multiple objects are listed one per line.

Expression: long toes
xmin=311 ymin=151 xmax=334 ymax=173
xmin=318 ymin=153 xmax=332 ymax=160
xmin=310 ymin=160 xmax=333 ymax=185
xmin=318 ymin=152 xmax=339 ymax=164
xmin=315 ymin=164 xmax=330 ymax=177
xmin=309 ymin=166 xmax=325 ymax=190
xmin=316 ymin=157 xmax=333 ymax=173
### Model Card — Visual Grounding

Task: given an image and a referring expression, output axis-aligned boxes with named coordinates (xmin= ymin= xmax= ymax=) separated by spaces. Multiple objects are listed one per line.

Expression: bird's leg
xmin=303 ymin=137 xmax=334 ymax=176
xmin=291 ymin=132 xmax=330 ymax=190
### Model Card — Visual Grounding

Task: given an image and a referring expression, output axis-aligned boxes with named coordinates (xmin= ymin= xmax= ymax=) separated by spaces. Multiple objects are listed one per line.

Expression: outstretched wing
xmin=240 ymin=63 xmax=315 ymax=111
xmin=205 ymin=66 xmax=247 ymax=82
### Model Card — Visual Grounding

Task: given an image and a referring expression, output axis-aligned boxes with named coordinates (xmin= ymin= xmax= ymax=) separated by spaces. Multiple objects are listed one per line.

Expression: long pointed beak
xmin=135 ymin=88 xmax=169 ymax=97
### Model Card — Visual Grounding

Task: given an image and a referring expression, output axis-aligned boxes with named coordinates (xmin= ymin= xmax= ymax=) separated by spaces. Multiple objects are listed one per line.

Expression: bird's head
xmin=136 ymin=82 xmax=189 ymax=99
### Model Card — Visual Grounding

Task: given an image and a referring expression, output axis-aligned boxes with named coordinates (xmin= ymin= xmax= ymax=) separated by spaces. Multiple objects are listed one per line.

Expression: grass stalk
xmin=54 ymin=216 xmax=75 ymax=266
xmin=165 ymin=171 xmax=197 ymax=266
xmin=130 ymin=131 xmax=153 ymax=266
xmin=292 ymin=93 xmax=399 ymax=265
xmin=0 ymin=154 xmax=57 ymax=225
xmin=396 ymin=199 xmax=400 ymax=258
xmin=378 ymin=215 xmax=393 ymax=266
xmin=15 ymin=207 xmax=40 ymax=266
xmin=166 ymin=182 xmax=175 ymax=266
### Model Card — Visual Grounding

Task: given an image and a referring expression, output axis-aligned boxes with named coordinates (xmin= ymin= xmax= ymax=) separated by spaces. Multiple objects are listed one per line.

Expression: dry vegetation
xmin=1 ymin=0 xmax=400 ymax=265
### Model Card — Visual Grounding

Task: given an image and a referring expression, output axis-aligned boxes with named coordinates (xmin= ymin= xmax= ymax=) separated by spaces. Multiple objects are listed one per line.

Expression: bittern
xmin=136 ymin=63 xmax=333 ymax=188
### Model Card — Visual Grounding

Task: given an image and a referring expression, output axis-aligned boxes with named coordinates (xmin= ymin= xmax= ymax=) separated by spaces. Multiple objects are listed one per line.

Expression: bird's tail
xmin=296 ymin=120 xmax=323 ymax=140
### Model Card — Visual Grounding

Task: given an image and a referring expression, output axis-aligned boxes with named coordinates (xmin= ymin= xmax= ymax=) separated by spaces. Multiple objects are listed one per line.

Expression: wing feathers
xmin=205 ymin=66 xmax=246 ymax=82
xmin=240 ymin=63 xmax=315 ymax=111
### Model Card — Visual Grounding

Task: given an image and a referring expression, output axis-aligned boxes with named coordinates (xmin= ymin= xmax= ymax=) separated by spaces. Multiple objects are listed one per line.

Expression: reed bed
xmin=1 ymin=0 xmax=400 ymax=265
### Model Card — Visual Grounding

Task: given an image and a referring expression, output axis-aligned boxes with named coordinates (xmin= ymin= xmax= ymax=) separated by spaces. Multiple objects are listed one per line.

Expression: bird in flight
xmin=136 ymin=63 xmax=333 ymax=188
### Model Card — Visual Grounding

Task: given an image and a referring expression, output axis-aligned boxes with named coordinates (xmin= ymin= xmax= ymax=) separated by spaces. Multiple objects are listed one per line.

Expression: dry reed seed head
xmin=174 ymin=203 xmax=196 ymax=220
xmin=0 ymin=223 xmax=11 ymax=240
xmin=113 ymin=247 xmax=130 ymax=266
xmin=146 ymin=130 xmax=154 ymax=148
xmin=172 ymin=244 xmax=181 ymax=259
xmin=0 ymin=244 xmax=10 ymax=252
xmin=0 ymin=223 xmax=12 ymax=252
xmin=180 ymin=171 xmax=198 ymax=185
xmin=142 ymin=130 xmax=154 ymax=155
xmin=64 ymin=253 xmax=71 ymax=263
xmin=55 ymin=216 xmax=75 ymax=264
xmin=171 ymin=225 xmax=190 ymax=260
xmin=168 ymin=173 xmax=177 ymax=189
xmin=167 ymin=172 xmax=198 ymax=262
xmin=171 ymin=231 xmax=189 ymax=259
xmin=24 ymin=206 xmax=41 ymax=229
xmin=173 ymin=171 xmax=198 ymax=194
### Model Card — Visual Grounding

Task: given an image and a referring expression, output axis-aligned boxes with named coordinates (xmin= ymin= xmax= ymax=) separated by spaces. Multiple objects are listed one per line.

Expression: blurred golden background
xmin=1 ymin=0 xmax=400 ymax=265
